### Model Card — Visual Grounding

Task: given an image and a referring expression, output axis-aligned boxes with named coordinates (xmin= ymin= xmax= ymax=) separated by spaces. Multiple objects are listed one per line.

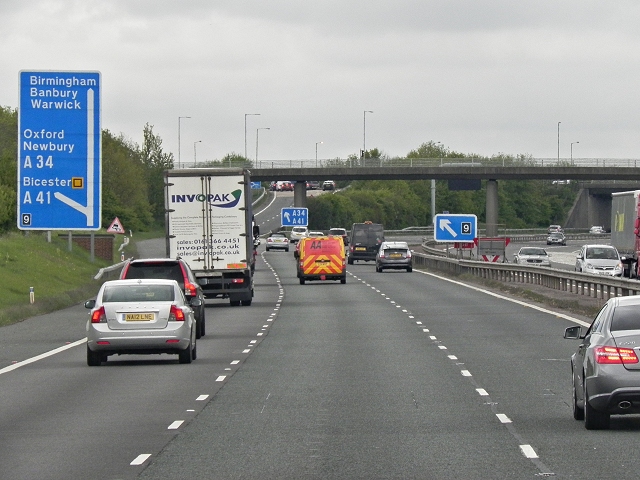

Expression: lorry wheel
xmin=230 ymin=300 xmax=241 ymax=307
xmin=241 ymin=299 xmax=252 ymax=306
xmin=340 ymin=277 xmax=346 ymax=284
xmin=300 ymin=278 xmax=305 ymax=285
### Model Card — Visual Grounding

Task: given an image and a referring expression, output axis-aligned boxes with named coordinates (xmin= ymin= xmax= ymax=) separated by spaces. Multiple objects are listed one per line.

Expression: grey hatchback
xmin=376 ymin=241 xmax=412 ymax=272
xmin=564 ymin=295 xmax=640 ymax=429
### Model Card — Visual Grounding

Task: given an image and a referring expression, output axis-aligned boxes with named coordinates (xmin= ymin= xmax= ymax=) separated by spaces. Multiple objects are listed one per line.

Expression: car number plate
xmin=389 ymin=253 xmax=402 ymax=259
xmin=355 ymin=247 xmax=366 ymax=251
xmin=124 ymin=313 xmax=155 ymax=321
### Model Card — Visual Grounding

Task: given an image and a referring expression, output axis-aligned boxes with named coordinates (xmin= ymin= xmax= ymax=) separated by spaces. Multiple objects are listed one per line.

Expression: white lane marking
xmin=408 ymin=315 xmax=414 ymax=319
xmin=263 ymin=325 xmax=270 ymax=328
xmin=476 ymin=388 xmax=489 ymax=396
xmin=231 ymin=360 xmax=240 ymax=365
xmin=168 ymin=420 xmax=184 ymax=430
xmin=429 ymin=336 xmax=437 ymax=340
xmin=448 ymin=355 xmax=458 ymax=360
xmin=0 ymin=338 xmax=86 ymax=376
xmin=520 ymin=445 xmax=539 ymax=459
xmin=257 ymin=333 xmax=263 ymax=336
xmin=196 ymin=395 xmax=209 ymax=401
xmin=130 ymin=454 xmax=152 ymax=466
xmin=422 ymin=328 xmax=430 ymax=332
xmin=216 ymin=376 xmax=226 ymax=382
xmin=438 ymin=345 xmax=447 ymax=350
xmin=250 ymin=340 xmax=257 ymax=344
xmin=416 ymin=321 xmax=422 ymax=325
xmin=242 ymin=349 xmax=251 ymax=353
xmin=497 ymin=414 xmax=512 ymax=423
xmin=415 ymin=270 xmax=590 ymax=327
xmin=461 ymin=370 xmax=472 ymax=376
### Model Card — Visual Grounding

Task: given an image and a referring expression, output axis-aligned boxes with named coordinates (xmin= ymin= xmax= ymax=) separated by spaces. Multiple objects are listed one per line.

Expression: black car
xmin=120 ymin=258 xmax=207 ymax=339
xmin=348 ymin=222 xmax=384 ymax=263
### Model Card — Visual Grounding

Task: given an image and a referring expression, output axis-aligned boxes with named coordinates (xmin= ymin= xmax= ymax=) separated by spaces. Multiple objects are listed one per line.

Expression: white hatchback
xmin=289 ymin=226 xmax=309 ymax=243
xmin=575 ymin=244 xmax=623 ymax=277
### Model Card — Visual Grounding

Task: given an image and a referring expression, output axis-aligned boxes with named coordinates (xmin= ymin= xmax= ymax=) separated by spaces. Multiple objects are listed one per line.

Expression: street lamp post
xmin=315 ymin=141 xmax=323 ymax=167
xmin=571 ymin=141 xmax=579 ymax=164
xmin=194 ymin=140 xmax=202 ymax=166
xmin=245 ymin=114 xmax=260 ymax=160
xmin=256 ymin=127 xmax=270 ymax=163
xmin=178 ymin=116 xmax=191 ymax=168
xmin=557 ymin=121 xmax=561 ymax=162
xmin=363 ymin=110 xmax=373 ymax=160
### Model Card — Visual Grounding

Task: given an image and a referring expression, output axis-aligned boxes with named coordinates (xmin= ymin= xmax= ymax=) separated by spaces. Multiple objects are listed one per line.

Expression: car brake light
xmin=91 ymin=306 xmax=106 ymax=323
xmin=184 ymin=281 xmax=198 ymax=297
xmin=378 ymin=252 xmax=385 ymax=258
xmin=406 ymin=251 xmax=412 ymax=258
xmin=595 ymin=346 xmax=639 ymax=364
xmin=231 ymin=278 xmax=244 ymax=284
xmin=169 ymin=304 xmax=185 ymax=322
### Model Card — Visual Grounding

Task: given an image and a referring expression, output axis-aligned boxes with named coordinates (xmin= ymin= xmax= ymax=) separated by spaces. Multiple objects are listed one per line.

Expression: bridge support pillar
xmin=486 ymin=179 xmax=499 ymax=237
xmin=294 ymin=182 xmax=307 ymax=208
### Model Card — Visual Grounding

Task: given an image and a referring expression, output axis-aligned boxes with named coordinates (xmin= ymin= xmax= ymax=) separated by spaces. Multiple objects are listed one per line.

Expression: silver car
xmin=513 ymin=247 xmax=551 ymax=266
xmin=565 ymin=295 xmax=640 ymax=429
xmin=575 ymin=244 xmax=623 ymax=276
xmin=376 ymin=241 xmax=412 ymax=272
xmin=85 ymin=279 xmax=199 ymax=366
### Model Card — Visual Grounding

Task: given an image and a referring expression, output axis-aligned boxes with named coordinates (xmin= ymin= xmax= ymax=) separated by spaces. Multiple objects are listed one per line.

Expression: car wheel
xmin=285 ymin=248 xmax=289 ymax=252
xmin=572 ymin=369 xmax=584 ymax=420
xmin=407 ymin=266 xmax=412 ymax=273
xmin=179 ymin=344 xmax=193 ymax=364
xmin=87 ymin=346 xmax=102 ymax=367
xmin=199 ymin=310 xmax=206 ymax=337
xmin=348 ymin=257 xmax=354 ymax=265
xmin=191 ymin=337 xmax=197 ymax=360
xmin=266 ymin=247 xmax=270 ymax=251
xmin=584 ymin=382 xmax=609 ymax=429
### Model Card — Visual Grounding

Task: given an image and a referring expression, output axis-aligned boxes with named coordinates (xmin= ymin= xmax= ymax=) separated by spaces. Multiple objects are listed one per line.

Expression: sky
xmin=2 ymin=1 xmax=640 ymax=164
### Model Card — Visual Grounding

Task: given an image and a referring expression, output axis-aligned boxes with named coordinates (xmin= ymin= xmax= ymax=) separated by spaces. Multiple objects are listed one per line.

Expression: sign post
xmin=17 ymin=70 xmax=101 ymax=230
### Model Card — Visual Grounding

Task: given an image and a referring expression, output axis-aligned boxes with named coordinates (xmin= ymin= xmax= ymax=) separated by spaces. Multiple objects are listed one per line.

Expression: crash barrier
xmin=412 ymin=251 xmax=640 ymax=301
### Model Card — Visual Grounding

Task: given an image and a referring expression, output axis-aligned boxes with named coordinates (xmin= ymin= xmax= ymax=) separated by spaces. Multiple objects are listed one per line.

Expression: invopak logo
xmin=171 ymin=189 xmax=242 ymax=208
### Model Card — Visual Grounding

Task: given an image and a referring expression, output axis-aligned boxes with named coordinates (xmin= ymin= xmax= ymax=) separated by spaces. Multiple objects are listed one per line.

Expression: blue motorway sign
xmin=250 ymin=181 xmax=262 ymax=189
xmin=281 ymin=207 xmax=308 ymax=226
xmin=18 ymin=71 xmax=101 ymax=230
xmin=434 ymin=213 xmax=477 ymax=242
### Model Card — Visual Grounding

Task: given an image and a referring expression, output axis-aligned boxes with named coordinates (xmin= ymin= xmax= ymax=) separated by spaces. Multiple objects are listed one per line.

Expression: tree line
xmin=0 ymin=105 xmax=575 ymax=234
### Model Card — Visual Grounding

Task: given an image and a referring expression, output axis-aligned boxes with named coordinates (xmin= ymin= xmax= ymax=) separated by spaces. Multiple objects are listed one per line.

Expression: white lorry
xmin=165 ymin=168 xmax=254 ymax=306
xmin=611 ymin=190 xmax=640 ymax=278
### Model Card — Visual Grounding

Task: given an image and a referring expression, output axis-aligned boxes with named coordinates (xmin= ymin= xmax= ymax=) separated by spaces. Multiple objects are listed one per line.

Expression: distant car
xmin=322 ymin=180 xmax=336 ymax=191
xmin=120 ymin=258 xmax=206 ymax=339
xmin=590 ymin=226 xmax=606 ymax=234
xmin=308 ymin=231 xmax=325 ymax=237
xmin=85 ymin=279 xmax=199 ymax=366
xmin=547 ymin=232 xmax=566 ymax=246
xmin=575 ymin=244 xmax=623 ymax=277
xmin=376 ymin=241 xmax=412 ymax=272
xmin=513 ymin=247 xmax=551 ymax=267
xmin=547 ymin=224 xmax=563 ymax=234
xmin=306 ymin=181 xmax=321 ymax=190
xmin=329 ymin=227 xmax=348 ymax=246
xmin=564 ymin=295 xmax=640 ymax=429
xmin=289 ymin=226 xmax=309 ymax=243
xmin=265 ymin=232 xmax=289 ymax=251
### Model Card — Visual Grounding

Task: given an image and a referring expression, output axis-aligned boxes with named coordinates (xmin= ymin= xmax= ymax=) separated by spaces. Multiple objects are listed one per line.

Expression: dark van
xmin=348 ymin=222 xmax=384 ymax=264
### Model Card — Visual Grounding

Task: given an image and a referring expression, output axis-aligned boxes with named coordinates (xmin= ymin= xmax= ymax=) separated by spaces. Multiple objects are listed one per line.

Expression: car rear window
xmin=303 ymin=239 xmax=343 ymax=255
xmin=611 ymin=305 xmax=640 ymax=331
xmin=103 ymin=285 xmax=175 ymax=303
xmin=123 ymin=262 xmax=185 ymax=287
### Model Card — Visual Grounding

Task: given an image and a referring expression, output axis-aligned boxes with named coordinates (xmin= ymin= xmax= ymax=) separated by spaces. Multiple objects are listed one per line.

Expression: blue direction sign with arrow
xmin=281 ymin=207 xmax=308 ymax=226
xmin=434 ymin=213 xmax=477 ymax=242
xmin=17 ymin=70 xmax=101 ymax=230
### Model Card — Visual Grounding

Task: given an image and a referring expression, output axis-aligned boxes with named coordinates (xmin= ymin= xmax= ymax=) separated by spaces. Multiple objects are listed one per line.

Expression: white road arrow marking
xmin=439 ymin=218 xmax=457 ymax=237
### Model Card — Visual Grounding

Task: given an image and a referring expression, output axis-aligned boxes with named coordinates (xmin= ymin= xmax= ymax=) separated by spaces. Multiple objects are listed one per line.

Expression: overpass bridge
xmin=183 ymin=158 xmax=640 ymax=235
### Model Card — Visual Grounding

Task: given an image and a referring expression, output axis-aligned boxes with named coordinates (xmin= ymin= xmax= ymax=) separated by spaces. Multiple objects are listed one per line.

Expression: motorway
xmin=2 ymin=194 xmax=639 ymax=479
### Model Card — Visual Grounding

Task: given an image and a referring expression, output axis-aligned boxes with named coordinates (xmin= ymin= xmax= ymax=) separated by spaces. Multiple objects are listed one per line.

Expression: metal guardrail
xmin=413 ymin=249 xmax=640 ymax=302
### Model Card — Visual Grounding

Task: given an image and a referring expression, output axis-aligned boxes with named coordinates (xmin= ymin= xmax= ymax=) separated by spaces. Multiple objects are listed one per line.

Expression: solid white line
xmin=415 ymin=270 xmax=590 ymax=327
xmin=130 ymin=454 xmax=152 ymax=466
xmin=520 ymin=445 xmax=539 ymax=458
xmin=0 ymin=338 xmax=86 ymax=376
xmin=497 ymin=414 xmax=512 ymax=423
xmin=168 ymin=420 xmax=184 ymax=430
